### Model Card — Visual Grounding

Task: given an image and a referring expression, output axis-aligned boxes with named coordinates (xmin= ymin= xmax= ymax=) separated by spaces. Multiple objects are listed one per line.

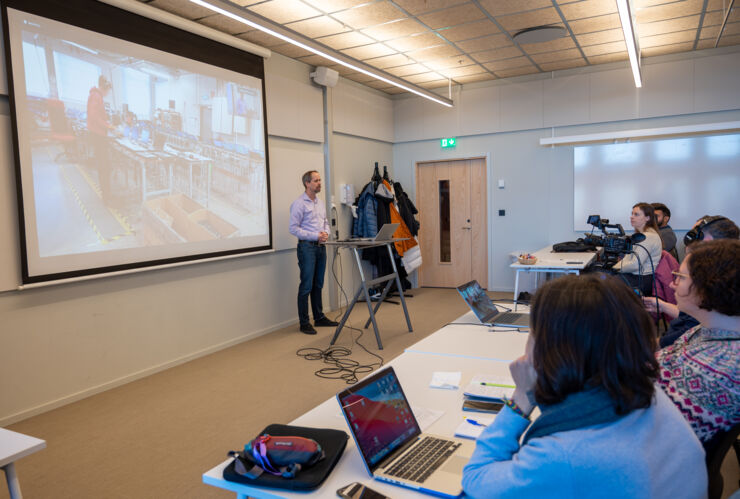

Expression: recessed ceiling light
xmin=512 ymin=25 xmax=567 ymax=44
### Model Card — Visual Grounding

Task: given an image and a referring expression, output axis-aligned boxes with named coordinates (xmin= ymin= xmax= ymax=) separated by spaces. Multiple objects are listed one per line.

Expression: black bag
xmin=552 ymin=240 xmax=594 ymax=252
xmin=223 ymin=424 xmax=348 ymax=491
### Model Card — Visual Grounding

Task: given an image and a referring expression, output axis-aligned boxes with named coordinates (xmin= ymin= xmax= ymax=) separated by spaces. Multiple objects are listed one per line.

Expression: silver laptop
xmin=339 ymin=223 xmax=400 ymax=243
xmin=337 ymin=366 xmax=474 ymax=498
xmin=456 ymin=280 xmax=530 ymax=328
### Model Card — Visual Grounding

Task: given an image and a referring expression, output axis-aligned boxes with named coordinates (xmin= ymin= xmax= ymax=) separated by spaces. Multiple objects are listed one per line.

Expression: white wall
xmin=0 ymin=44 xmax=395 ymax=424
xmin=392 ymin=48 xmax=740 ymax=292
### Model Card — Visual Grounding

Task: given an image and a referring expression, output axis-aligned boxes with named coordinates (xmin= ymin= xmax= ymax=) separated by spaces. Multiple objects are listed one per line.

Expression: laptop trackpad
xmin=441 ymin=455 xmax=468 ymax=474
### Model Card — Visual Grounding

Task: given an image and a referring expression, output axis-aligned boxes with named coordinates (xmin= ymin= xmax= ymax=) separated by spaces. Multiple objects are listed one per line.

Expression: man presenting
xmin=652 ymin=202 xmax=678 ymax=259
xmin=289 ymin=170 xmax=338 ymax=335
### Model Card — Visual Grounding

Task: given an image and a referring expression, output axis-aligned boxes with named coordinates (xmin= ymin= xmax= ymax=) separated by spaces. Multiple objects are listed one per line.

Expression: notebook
xmin=337 ymin=366 xmax=474 ymax=498
xmin=456 ymin=280 xmax=530 ymax=328
xmin=338 ymin=223 xmax=399 ymax=243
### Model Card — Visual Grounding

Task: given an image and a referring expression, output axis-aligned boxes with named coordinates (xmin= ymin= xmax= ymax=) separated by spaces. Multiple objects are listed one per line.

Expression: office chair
xmin=47 ymin=99 xmax=77 ymax=162
xmin=705 ymin=422 xmax=740 ymax=499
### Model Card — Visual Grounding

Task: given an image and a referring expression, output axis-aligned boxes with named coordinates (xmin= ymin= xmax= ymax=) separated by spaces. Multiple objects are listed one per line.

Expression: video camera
xmin=584 ymin=215 xmax=645 ymax=268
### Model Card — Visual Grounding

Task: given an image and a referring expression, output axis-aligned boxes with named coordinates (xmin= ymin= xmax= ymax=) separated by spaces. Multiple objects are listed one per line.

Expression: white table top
xmin=203 ymin=352 xmax=513 ymax=498
xmin=510 ymin=245 xmax=597 ymax=270
xmin=0 ymin=428 xmax=46 ymax=468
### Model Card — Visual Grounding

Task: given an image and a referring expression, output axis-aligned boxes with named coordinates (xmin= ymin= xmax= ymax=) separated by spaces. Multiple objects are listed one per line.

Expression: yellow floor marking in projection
xmin=62 ymin=165 xmax=134 ymax=244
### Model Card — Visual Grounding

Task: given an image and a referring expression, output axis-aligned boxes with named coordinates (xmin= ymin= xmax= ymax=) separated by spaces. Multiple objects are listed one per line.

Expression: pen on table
xmin=480 ymin=382 xmax=516 ymax=388
xmin=464 ymin=418 xmax=488 ymax=427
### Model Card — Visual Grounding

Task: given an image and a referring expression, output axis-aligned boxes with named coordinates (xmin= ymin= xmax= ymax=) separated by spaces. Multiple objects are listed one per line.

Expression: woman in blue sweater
xmin=462 ymin=273 xmax=706 ymax=499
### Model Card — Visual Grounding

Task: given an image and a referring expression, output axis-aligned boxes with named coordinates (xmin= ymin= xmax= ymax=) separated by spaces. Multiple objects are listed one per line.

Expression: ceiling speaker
xmin=310 ymin=66 xmax=338 ymax=88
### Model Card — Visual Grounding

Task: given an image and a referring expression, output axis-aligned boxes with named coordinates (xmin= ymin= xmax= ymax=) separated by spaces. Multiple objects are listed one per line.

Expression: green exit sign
xmin=440 ymin=137 xmax=457 ymax=148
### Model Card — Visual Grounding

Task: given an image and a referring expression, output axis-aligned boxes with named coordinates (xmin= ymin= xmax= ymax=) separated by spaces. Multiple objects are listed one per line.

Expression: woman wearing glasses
xmin=656 ymin=239 xmax=740 ymax=445
xmin=462 ymin=273 xmax=706 ymax=498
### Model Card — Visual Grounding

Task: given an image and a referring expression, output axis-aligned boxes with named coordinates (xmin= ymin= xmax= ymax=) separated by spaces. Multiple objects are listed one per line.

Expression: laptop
xmin=337 ymin=366 xmax=474 ymax=498
xmin=338 ymin=223 xmax=400 ymax=243
xmin=456 ymin=280 xmax=530 ymax=328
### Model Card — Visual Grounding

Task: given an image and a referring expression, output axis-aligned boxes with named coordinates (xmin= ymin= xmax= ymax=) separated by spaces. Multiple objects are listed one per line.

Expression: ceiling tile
xmin=297 ymin=54 xmax=331 ymax=66
xmin=247 ymin=0 xmax=322 ymax=24
xmin=470 ymin=45 xmax=524 ymax=62
xmin=569 ymin=13 xmax=621 ymax=34
xmin=285 ymin=16 xmax=350 ymax=38
xmin=717 ymin=33 xmax=740 ymax=47
xmin=701 ymin=21 xmax=740 ymax=39
xmin=331 ymin=1 xmax=408 ymax=29
xmin=383 ymin=86 xmax=406 ymax=94
xmin=494 ymin=65 xmax=539 ymax=77
xmin=327 ymin=64 xmax=354 ymax=76
xmin=361 ymin=18 xmax=428 ymax=40
xmin=300 ymin=0 xmax=371 ymax=13
xmin=642 ymin=41 xmax=694 ymax=57
xmin=586 ymin=52 xmax=628 ymax=64
xmin=405 ymin=71 xmax=446 ymax=83
xmin=424 ymin=54 xmax=476 ymax=69
xmin=639 ymin=29 xmax=698 ymax=47
xmin=418 ymin=3 xmax=488 ymax=29
xmin=581 ymin=40 xmax=627 ymax=56
xmin=456 ymin=33 xmax=513 ymax=52
xmin=701 ymin=11 xmax=725 ymax=27
xmin=436 ymin=20 xmax=500 ymax=41
xmin=385 ymin=32 xmax=445 ymax=51
xmin=232 ymin=0 xmax=276 ymax=5
xmin=393 ymin=0 xmax=468 ymax=15
xmin=405 ymin=43 xmax=463 ymax=61
xmin=271 ymin=43 xmax=315 ymax=59
xmin=478 ymin=0 xmax=553 ymax=17
xmin=635 ymin=0 xmax=704 ymax=24
xmin=363 ymin=78 xmax=393 ymax=88
xmin=633 ymin=0 xmax=680 ymax=7
xmin=558 ymin=0 xmax=617 ymax=20
xmin=530 ymin=47 xmax=582 ymax=64
xmin=385 ymin=63 xmax=433 ymax=76
xmin=364 ymin=53 xmax=414 ymax=69
xmin=638 ymin=15 xmax=701 ymax=37
xmin=519 ymin=36 xmax=576 ymax=54
xmin=238 ymin=30 xmax=284 ymax=48
xmin=454 ymin=73 xmax=496 ymax=84
xmin=317 ymin=31 xmax=375 ymax=49
xmin=575 ymin=28 xmax=624 ymax=46
xmin=483 ymin=56 xmax=533 ymax=70
xmin=197 ymin=14 xmax=250 ymax=35
xmin=341 ymin=43 xmax=397 ymax=59
xmin=149 ymin=0 xmax=214 ymax=20
xmin=439 ymin=64 xmax=490 ymax=77
xmin=495 ymin=7 xmax=562 ymax=33
xmin=539 ymin=57 xmax=588 ymax=71
xmin=419 ymin=78 xmax=452 ymax=88
xmin=345 ymin=72 xmax=378 ymax=83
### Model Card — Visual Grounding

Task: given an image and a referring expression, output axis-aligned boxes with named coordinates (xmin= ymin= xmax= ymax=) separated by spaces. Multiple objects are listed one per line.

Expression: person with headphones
xmin=613 ymin=202 xmax=663 ymax=296
xmin=644 ymin=215 xmax=739 ymax=348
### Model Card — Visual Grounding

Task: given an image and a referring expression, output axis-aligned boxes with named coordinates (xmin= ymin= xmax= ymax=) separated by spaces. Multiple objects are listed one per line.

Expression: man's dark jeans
xmin=297 ymin=240 xmax=326 ymax=326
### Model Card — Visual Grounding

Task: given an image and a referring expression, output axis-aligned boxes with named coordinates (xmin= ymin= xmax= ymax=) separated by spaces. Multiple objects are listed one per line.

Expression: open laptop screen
xmin=338 ymin=368 xmax=420 ymax=470
xmin=457 ymin=280 xmax=498 ymax=322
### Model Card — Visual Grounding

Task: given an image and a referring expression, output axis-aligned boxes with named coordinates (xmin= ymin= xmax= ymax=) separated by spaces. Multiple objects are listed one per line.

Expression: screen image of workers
xmin=5 ymin=7 xmax=271 ymax=281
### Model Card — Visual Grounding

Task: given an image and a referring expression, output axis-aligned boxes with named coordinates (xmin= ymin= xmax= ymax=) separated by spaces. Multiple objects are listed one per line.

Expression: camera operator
xmin=613 ymin=203 xmax=663 ymax=296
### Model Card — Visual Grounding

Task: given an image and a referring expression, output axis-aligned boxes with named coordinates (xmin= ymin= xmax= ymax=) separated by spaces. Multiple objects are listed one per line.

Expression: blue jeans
xmin=297 ymin=241 xmax=326 ymax=326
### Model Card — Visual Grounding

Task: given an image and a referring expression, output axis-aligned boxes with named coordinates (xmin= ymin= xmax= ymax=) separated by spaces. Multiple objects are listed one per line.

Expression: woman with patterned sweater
xmin=656 ymin=239 xmax=740 ymax=446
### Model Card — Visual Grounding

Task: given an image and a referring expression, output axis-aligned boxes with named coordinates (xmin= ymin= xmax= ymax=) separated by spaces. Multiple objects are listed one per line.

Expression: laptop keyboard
xmin=495 ymin=312 xmax=525 ymax=324
xmin=385 ymin=436 xmax=460 ymax=483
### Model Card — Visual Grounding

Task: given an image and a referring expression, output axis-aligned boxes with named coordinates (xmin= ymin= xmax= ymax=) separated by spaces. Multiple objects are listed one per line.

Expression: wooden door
xmin=416 ymin=158 xmax=487 ymax=288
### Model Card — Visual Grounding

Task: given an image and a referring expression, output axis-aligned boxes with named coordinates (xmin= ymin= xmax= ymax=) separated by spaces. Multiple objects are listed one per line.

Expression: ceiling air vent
xmin=512 ymin=25 xmax=567 ymax=44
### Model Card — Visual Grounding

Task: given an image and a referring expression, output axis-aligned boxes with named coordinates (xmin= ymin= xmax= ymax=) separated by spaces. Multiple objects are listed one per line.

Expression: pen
xmin=480 ymin=382 xmax=516 ymax=388
xmin=465 ymin=418 xmax=488 ymax=427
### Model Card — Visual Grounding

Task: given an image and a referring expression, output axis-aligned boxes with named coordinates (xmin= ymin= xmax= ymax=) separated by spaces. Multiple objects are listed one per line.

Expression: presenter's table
xmin=203 ymin=316 xmax=529 ymax=498
xmin=0 ymin=428 xmax=46 ymax=499
xmin=511 ymin=245 xmax=597 ymax=310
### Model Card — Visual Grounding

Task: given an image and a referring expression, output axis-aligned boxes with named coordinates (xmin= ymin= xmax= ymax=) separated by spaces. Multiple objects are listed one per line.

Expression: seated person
xmin=656 ymin=239 xmax=740 ymax=446
xmin=613 ymin=202 xmax=663 ymax=296
xmin=645 ymin=215 xmax=739 ymax=348
xmin=462 ymin=274 xmax=706 ymax=498
xmin=652 ymin=202 xmax=678 ymax=259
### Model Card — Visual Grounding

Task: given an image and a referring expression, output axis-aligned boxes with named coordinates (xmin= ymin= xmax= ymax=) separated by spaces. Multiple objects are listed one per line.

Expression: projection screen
xmin=2 ymin=0 xmax=271 ymax=284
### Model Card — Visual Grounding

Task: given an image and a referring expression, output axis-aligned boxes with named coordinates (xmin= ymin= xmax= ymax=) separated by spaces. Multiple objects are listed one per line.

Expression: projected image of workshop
xmin=14 ymin=21 xmax=269 ymax=259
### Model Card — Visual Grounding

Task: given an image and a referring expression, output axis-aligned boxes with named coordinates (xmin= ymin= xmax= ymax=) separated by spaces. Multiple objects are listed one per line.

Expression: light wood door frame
xmin=416 ymin=157 xmax=488 ymax=288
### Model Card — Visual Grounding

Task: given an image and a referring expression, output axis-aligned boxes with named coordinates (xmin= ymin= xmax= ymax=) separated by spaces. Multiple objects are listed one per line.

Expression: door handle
xmin=462 ymin=226 xmax=472 ymax=230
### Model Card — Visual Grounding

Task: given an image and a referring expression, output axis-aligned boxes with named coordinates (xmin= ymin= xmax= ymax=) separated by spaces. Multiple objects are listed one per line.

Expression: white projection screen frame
xmin=2 ymin=0 xmax=272 ymax=284
xmin=573 ymin=133 xmax=740 ymax=232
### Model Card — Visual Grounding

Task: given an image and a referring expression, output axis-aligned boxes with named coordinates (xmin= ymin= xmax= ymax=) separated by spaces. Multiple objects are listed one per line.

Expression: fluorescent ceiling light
xmin=616 ymin=0 xmax=642 ymax=88
xmin=189 ymin=0 xmax=453 ymax=107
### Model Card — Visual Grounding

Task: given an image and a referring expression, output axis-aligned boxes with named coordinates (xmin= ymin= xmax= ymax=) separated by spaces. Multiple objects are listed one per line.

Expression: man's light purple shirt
xmin=289 ymin=192 xmax=329 ymax=241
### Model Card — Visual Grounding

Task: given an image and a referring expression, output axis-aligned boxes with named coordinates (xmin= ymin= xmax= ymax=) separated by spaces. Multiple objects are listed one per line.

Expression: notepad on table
xmin=455 ymin=415 xmax=496 ymax=440
xmin=463 ymin=375 xmax=516 ymax=401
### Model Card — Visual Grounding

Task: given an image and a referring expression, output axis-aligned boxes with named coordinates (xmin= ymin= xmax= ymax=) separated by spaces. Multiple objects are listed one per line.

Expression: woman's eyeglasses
xmin=671 ymin=271 xmax=690 ymax=284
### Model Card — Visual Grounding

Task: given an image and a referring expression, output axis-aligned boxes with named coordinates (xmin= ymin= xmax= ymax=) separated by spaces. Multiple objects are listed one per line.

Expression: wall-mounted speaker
xmin=310 ymin=66 xmax=338 ymax=88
